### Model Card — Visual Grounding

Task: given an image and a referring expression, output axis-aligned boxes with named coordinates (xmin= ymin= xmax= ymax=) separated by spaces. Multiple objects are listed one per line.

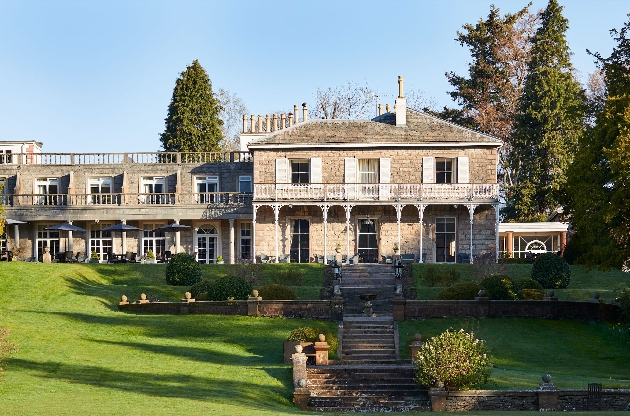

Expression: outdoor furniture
xmin=458 ymin=252 xmax=469 ymax=263
xmin=349 ymin=254 xmax=359 ymax=264
xmin=400 ymin=253 xmax=415 ymax=264
xmin=587 ymin=383 xmax=602 ymax=410
xmin=158 ymin=251 xmax=172 ymax=263
xmin=0 ymin=250 xmax=13 ymax=261
xmin=258 ymin=254 xmax=269 ymax=263
xmin=278 ymin=254 xmax=290 ymax=263
xmin=381 ymin=254 xmax=393 ymax=264
xmin=325 ymin=254 xmax=335 ymax=264
xmin=125 ymin=251 xmax=138 ymax=263
xmin=64 ymin=251 xmax=77 ymax=263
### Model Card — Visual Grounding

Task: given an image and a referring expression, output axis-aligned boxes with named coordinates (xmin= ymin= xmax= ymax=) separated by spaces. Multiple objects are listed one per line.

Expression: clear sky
xmin=0 ymin=0 xmax=627 ymax=153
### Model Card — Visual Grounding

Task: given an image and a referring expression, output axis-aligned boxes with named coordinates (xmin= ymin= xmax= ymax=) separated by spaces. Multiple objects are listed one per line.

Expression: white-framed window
xmin=89 ymin=177 xmax=113 ymax=204
xmin=141 ymin=176 xmax=167 ymax=204
xmin=435 ymin=158 xmax=454 ymax=184
xmin=358 ymin=159 xmax=379 ymax=184
xmin=142 ymin=223 xmax=166 ymax=258
xmin=195 ymin=176 xmax=219 ymax=204
xmin=240 ymin=222 xmax=252 ymax=260
xmin=35 ymin=177 xmax=59 ymax=205
xmin=435 ymin=217 xmax=456 ymax=263
xmin=37 ymin=224 xmax=60 ymax=261
xmin=196 ymin=224 xmax=219 ymax=264
xmin=239 ymin=176 xmax=252 ymax=193
xmin=0 ymin=150 xmax=12 ymax=164
xmin=90 ymin=223 xmax=113 ymax=261
xmin=291 ymin=160 xmax=310 ymax=184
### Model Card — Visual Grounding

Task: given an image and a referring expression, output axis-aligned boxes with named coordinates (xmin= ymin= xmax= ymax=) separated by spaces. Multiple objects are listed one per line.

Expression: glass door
xmin=436 ymin=217 xmax=456 ymax=263
xmin=196 ymin=224 xmax=218 ymax=263
xmin=290 ymin=219 xmax=309 ymax=263
xmin=357 ymin=218 xmax=378 ymax=263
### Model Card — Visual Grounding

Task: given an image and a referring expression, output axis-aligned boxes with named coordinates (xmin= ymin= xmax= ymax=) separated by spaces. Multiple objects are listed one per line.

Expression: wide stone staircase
xmin=304 ymin=264 xmax=430 ymax=412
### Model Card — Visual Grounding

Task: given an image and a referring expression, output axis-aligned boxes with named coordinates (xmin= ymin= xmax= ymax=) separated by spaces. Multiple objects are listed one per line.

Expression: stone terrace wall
xmin=398 ymin=299 xmax=619 ymax=321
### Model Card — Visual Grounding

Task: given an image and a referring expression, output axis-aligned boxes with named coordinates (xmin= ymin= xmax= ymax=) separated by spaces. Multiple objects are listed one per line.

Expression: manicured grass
xmin=412 ymin=263 xmax=630 ymax=301
xmin=1 ymin=262 xmax=628 ymax=415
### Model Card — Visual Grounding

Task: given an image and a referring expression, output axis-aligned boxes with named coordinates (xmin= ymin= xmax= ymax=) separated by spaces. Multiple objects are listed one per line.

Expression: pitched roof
xmin=247 ymin=108 xmax=502 ymax=149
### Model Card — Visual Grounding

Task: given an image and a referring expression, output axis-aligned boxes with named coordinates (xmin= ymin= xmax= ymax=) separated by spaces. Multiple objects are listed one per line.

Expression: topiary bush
xmin=480 ymin=275 xmax=516 ymax=300
xmin=436 ymin=282 xmax=481 ymax=300
xmin=513 ymin=278 xmax=545 ymax=300
xmin=257 ymin=284 xmax=298 ymax=300
xmin=165 ymin=253 xmax=202 ymax=286
xmin=207 ymin=274 xmax=252 ymax=301
xmin=531 ymin=253 xmax=571 ymax=289
xmin=288 ymin=326 xmax=338 ymax=358
xmin=414 ymin=328 xmax=490 ymax=390
xmin=421 ymin=266 xmax=461 ymax=287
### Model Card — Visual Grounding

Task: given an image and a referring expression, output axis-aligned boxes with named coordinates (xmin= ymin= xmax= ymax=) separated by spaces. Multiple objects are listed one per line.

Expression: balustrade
xmin=0 ymin=151 xmax=252 ymax=165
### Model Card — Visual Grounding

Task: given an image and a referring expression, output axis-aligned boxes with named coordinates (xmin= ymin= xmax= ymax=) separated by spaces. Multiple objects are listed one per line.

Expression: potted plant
xmin=216 ymin=255 xmax=224 ymax=264
xmin=145 ymin=249 xmax=157 ymax=264
xmin=89 ymin=251 xmax=100 ymax=263
xmin=335 ymin=243 xmax=342 ymax=253
xmin=393 ymin=243 xmax=399 ymax=254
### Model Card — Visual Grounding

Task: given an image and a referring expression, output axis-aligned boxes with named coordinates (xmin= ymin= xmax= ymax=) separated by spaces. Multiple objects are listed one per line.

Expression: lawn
xmin=0 ymin=262 xmax=628 ymax=415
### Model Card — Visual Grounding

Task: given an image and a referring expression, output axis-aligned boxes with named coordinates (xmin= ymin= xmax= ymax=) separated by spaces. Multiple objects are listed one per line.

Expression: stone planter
xmin=145 ymin=259 xmax=157 ymax=264
xmin=217 ymin=261 xmax=224 ymax=264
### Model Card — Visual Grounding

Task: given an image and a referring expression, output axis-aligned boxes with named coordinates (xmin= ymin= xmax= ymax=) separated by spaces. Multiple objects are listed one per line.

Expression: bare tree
xmin=218 ymin=88 xmax=249 ymax=151
xmin=310 ymin=81 xmax=373 ymax=120
xmin=585 ymin=68 xmax=607 ymax=124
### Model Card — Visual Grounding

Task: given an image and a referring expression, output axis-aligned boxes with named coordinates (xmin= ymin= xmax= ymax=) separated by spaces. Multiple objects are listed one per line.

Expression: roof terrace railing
xmin=0 ymin=152 xmax=252 ymax=166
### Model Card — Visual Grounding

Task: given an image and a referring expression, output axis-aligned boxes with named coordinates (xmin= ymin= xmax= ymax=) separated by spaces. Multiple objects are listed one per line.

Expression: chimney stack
xmin=395 ymin=76 xmax=407 ymax=127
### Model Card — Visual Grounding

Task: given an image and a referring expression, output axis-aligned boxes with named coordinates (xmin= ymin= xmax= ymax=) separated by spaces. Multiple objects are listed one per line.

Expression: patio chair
xmin=258 ymin=254 xmax=269 ymax=263
xmin=349 ymin=254 xmax=359 ymax=264
xmin=278 ymin=254 xmax=290 ymax=263
xmin=381 ymin=254 xmax=393 ymax=264
xmin=458 ymin=252 xmax=470 ymax=263
xmin=325 ymin=254 xmax=335 ymax=265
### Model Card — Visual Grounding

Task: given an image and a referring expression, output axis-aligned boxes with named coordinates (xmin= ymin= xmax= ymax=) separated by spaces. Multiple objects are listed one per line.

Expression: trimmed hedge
xmin=513 ymin=278 xmax=545 ymax=300
xmin=189 ymin=279 xmax=213 ymax=299
xmin=257 ymin=284 xmax=298 ymax=300
xmin=531 ymin=253 xmax=571 ymax=289
xmin=208 ymin=275 xmax=253 ymax=301
xmin=480 ymin=275 xmax=516 ymax=300
xmin=436 ymin=282 xmax=481 ymax=300
xmin=165 ymin=253 xmax=202 ymax=286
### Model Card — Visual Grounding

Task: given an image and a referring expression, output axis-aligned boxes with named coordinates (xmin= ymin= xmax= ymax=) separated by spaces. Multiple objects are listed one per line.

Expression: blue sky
xmin=0 ymin=0 xmax=627 ymax=153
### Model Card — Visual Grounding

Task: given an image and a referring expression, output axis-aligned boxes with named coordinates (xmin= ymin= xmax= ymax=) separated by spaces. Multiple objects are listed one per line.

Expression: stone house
xmin=0 ymin=77 xmax=501 ymax=264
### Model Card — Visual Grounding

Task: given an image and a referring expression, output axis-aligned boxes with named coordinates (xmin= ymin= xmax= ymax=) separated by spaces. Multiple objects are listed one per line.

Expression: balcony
xmin=3 ymin=192 xmax=253 ymax=207
xmin=253 ymin=183 xmax=499 ymax=202
xmin=0 ymin=151 xmax=252 ymax=165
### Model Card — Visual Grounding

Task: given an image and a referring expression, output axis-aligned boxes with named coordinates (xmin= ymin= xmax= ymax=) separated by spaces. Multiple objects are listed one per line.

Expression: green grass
xmin=0 ymin=262 xmax=628 ymax=415
xmin=412 ymin=263 xmax=630 ymax=301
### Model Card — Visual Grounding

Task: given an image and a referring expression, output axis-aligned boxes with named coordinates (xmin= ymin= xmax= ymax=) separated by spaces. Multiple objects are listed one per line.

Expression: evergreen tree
xmin=564 ymin=15 xmax=630 ymax=268
xmin=504 ymin=0 xmax=585 ymax=222
xmin=445 ymin=4 xmax=536 ymax=188
xmin=160 ymin=60 xmax=223 ymax=152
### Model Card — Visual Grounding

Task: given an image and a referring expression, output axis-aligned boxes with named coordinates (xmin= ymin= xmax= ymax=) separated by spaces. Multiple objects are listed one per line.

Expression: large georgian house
xmin=0 ymin=77 xmax=564 ymax=264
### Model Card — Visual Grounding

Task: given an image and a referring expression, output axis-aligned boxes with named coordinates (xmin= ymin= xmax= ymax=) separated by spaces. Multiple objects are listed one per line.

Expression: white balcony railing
xmin=254 ymin=183 xmax=499 ymax=202
xmin=0 ymin=152 xmax=252 ymax=166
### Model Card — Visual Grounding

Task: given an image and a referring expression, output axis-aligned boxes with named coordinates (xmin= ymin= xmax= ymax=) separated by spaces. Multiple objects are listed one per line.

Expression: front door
xmin=358 ymin=218 xmax=378 ymax=263
xmin=436 ymin=217 xmax=456 ymax=263
xmin=290 ymin=219 xmax=309 ymax=263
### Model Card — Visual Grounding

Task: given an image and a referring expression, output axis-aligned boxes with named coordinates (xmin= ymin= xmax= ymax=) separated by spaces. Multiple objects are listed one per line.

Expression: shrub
xmin=480 ymin=275 xmax=516 ymax=300
xmin=165 ymin=253 xmax=202 ymax=286
xmin=615 ymin=287 xmax=630 ymax=324
xmin=531 ymin=253 xmax=571 ymax=289
xmin=257 ymin=284 xmax=298 ymax=300
xmin=189 ymin=279 xmax=213 ymax=298
xmin=288 ymin=326 xmax=338 ymax=357
xmin=421 ymin=266 xmax=461 ymax=287
xmin=436 ymin=282 xmax=481 ymax=300
xmin=513 ymin=278 xmax=545 ymax=300
xmin=207 ymin=274 xmax=252 ymax=301
xmin=414 ymin=328 xmax=490 ymax=390
xmin=146 ymin=249 xmax=156 ymax=260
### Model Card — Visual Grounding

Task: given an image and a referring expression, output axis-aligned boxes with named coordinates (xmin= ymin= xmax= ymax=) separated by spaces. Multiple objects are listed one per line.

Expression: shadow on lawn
xmin=6 ymin=358 xmax=297 ymax=412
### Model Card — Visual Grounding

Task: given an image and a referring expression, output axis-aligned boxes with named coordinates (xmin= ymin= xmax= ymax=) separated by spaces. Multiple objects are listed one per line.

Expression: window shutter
xmin=422 ymin=157 xmax=434 ymax=183
xmin=457 ymin=156 xmax=469 ymax=183
xmin=345 ymin=158 xmax=357 ymax=199
xmin=310 ymin=157 xmax=322 ymax=188
xmin=275 ymin=158 xmax=288 ymax=183
xmin=379 ymin=157 xmax=390 ymax=200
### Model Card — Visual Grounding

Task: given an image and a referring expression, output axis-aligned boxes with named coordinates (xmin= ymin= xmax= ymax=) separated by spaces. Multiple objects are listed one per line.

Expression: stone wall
xmin=398 ymin=299 xmax=620 ymax=321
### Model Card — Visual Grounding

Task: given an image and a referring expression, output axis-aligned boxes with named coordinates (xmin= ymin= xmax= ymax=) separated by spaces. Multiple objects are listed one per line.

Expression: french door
xmin=290 ymin=219 xmax=309 ymax=263
xmin=196 ymin=224 xmax=218 ymax=263
xmin=357 ymin=218 xmax=378 ymax=263
xmin=436 ymin=217 xmax=456 ymax=263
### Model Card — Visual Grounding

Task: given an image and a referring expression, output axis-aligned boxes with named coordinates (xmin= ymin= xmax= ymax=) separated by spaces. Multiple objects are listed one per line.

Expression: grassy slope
xmin=0 ymin=263 xmax=332 ymax=415
xmin=0 ymin=262 xmax=628 ymax=415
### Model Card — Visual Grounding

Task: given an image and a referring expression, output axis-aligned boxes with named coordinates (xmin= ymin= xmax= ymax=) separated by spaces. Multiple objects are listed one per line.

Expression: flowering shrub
xmin=414 ymin=328 xmax=490 ymax=390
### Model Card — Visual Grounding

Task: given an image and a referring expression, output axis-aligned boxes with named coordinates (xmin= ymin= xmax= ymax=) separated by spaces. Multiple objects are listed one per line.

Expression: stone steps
xmin=306 ymin=365 xmax=430 ymax=412
xmin=340 ymin=316 xmax=397 ymax=364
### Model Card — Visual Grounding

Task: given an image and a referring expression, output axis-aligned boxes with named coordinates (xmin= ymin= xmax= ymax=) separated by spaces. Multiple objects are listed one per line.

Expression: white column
xmin=415 ymin=204 xmax=426 ymax=263
xmin=467 ymin=205 xmax=478 ymax=264
xmin=343 ymin=205 xmax=354 ymax=264
xmin=252 ymin=205 xmax=258 ymax=263
xmin=320 ymin=205 xmax=330 ymax=262
xmin=494 ymin=204 xmax=501 ymax=263
xmin=121 ymin=219 xmax=127 ymax=254
xmin=229 ymin=218 xmax=235 ymax=264
xmin=273 ymin=204 xmax=283 ymax=263
xmin=395 ymin=204 xmax=403 ymax=252
xmin=67 ymin=221 xmax=74 ymax=252
xmin=174 ymin=219 xmax=181 ymax=254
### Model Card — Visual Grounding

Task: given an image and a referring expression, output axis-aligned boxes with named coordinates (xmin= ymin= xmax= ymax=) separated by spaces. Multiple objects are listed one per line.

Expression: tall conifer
xmin=160 ymin=60 xmax=223 ymax=152
xmin=504 ymin=0 xmax=585 ymax=222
